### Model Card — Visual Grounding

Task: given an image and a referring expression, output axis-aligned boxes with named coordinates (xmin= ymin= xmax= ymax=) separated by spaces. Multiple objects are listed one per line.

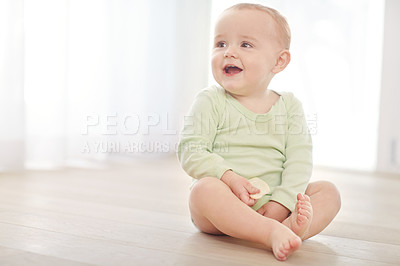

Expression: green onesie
xmin=177 ymin=85 xmax=312 ymax=212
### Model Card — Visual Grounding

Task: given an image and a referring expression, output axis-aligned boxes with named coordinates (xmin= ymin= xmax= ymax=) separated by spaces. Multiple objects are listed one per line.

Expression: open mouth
xmin=224 ymin=64 xmax=243 ymax=75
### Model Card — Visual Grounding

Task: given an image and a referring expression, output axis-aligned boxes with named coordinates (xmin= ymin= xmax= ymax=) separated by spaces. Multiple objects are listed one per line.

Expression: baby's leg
xmin=190 ymin=177 xmax=301 ymax=261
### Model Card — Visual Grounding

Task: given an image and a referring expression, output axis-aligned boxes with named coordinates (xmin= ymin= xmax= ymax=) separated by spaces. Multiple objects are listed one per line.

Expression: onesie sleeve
xmin=269 ymin=93 xmax=313 ymax=212
xmin=177 ymin=88 xmax=232 ymax=179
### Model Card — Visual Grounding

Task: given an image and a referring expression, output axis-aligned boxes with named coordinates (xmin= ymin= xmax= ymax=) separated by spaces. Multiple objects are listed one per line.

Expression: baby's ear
xmin=272 ymin=50 xmax=291 ymax=74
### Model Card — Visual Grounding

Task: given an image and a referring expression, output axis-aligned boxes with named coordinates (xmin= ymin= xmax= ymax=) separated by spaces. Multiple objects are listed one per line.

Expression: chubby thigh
xmin=189 ymin=177 xmax=227 ymax=235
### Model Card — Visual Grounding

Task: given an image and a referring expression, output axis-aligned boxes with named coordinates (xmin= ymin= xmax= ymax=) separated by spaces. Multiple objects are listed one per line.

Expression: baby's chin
xmin=212 ymin=74 xmax=246 ymax=94
xmin=219 ymin=83 xmax=246 ymax=96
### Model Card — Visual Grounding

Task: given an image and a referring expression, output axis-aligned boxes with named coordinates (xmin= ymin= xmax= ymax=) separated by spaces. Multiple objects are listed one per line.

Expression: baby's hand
xmin=221 ymin=170 xmax=259 ymax=206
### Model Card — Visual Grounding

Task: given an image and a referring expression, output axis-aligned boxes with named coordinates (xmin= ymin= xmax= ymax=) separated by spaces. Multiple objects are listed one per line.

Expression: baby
xmin=178 ymin=3 xmax=341 ymax=261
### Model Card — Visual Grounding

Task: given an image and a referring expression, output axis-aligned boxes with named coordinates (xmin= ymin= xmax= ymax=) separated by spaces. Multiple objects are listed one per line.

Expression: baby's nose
xmin=224 ymin=48 xmax=238 ymax=58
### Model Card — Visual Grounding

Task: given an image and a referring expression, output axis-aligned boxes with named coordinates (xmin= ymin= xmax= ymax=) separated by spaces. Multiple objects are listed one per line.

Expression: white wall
xmin=0 ymin=0 xmax=213 ymax=170
xmin=377 ymin=0 xmax=400 ymax=174
xmin=0 ymin=0 xmax=25 ymax=170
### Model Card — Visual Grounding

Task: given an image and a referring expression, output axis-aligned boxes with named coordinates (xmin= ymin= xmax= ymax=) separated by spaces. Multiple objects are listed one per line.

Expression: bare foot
xmin=283 ymin=193 xmax=313 ymax=240
xmin=267 ymin=222 xmax=302 ymax=261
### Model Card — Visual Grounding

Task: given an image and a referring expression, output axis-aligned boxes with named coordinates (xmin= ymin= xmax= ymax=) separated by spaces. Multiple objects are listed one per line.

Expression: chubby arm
xmin=269 ymin=94 xmax=313 ymax=212
xmin=177 ymin=89 xmax=232 ymax=179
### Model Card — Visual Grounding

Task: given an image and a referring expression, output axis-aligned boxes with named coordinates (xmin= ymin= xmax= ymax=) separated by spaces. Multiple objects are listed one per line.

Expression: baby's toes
xmin=283 ymin=241 xmax=291 ymax=250
xmin=281 ymin=245 xmax=290 ymax=257
xmin=304 ymin=205 xmax=313 ymax=218
xmin=296 ymin=213 xmax=307 ymax=225
xmin=296 ymin=193 xmax=302 ymax=200
xmin=276 ymin=246 xmax=288 ymax=261
xmin=303 ymin=194 xmax=311 ymax=202
xmin=300 ymin=202 xmax=312 ymax=213
xmin=299 ymin=208 xmax=312 ymax=220
xmin=297 ymin=205 xmax=306 ymax=215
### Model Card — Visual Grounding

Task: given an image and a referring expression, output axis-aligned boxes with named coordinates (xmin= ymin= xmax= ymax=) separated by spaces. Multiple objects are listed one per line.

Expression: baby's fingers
xmin=245 ymin=182 xmax=260 ymax=195
xmin=238 ymin=191 xmax=257 ymax=206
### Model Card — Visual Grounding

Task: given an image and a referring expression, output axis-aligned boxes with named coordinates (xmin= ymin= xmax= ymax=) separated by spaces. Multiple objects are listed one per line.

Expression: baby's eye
xmin=215 ymin=41 xmax=226 ymax=48
xmin=241 ymin=42 xmax=253 ymax=48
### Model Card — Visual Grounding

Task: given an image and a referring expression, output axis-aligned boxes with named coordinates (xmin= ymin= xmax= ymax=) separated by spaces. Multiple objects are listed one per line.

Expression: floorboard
xmin=0 ymin=156 xmax=399 ymax=265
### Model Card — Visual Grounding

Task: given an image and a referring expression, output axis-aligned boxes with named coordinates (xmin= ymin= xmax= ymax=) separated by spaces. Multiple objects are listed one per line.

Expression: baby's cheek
xmin=210 ymin=56 xmax=220 ymax=70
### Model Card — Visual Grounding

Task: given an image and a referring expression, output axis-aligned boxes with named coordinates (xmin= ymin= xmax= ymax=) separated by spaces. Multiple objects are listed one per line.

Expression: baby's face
xmin=211 ymin=9 xmax=284 ymax=96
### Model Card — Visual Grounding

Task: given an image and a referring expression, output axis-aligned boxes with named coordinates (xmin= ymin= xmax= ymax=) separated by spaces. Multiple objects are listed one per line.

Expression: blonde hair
xmin=225 ymin=3 xmax=291 ymax=49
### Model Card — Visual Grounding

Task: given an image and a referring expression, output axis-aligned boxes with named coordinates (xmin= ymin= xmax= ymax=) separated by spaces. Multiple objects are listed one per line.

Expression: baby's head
xmin=212 ymin=3 xmax=291 ymax=96
xmin=225 ymin=3 xmax=291 ymax=49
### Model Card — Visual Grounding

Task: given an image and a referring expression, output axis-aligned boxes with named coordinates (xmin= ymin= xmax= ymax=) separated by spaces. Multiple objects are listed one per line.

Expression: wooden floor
xmin=0 ymin=156 xmax=399 ymax=266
